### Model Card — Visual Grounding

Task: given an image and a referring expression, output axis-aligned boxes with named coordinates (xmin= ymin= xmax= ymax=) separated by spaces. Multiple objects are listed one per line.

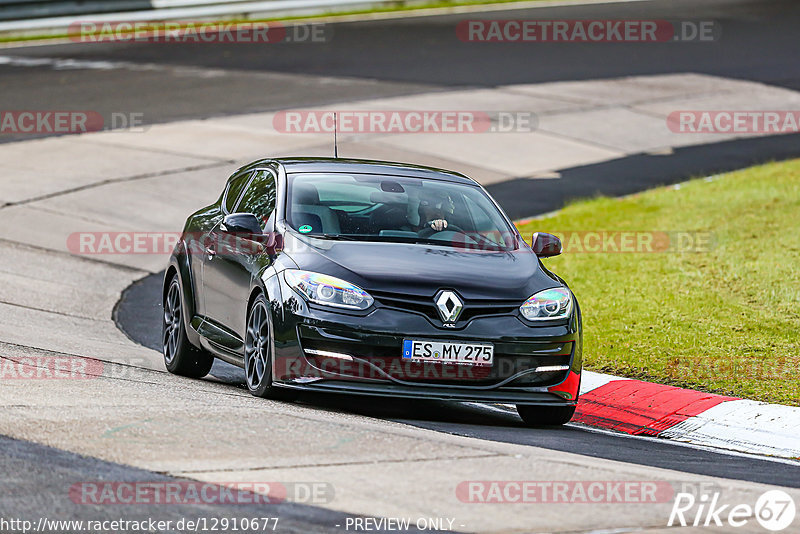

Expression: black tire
xmin=244 ymin=293 xmax=283 ymax=399
xmin=517 ymin=404 xmax=576 ymax=427
xmin=163 ymin=273 xmax=214 ymax=378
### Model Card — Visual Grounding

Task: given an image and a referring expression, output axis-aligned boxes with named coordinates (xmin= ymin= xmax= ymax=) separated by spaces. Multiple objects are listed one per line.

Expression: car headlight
xmin=520 ymin=287 xmax=573 ymax=321
xmin=284 ymin=269 xmax=374 ymax=310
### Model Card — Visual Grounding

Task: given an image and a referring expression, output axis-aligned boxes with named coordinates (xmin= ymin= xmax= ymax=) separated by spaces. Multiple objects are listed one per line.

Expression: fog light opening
xmin=534 ymin=365 xmax=571 ymax=373
xmin=305 ymin=348 xmax=354 ymax=361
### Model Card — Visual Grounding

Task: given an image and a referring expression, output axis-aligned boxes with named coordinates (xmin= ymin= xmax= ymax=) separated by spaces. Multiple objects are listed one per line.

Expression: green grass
xmin=515 ymin=160 xmax=800 ymax=406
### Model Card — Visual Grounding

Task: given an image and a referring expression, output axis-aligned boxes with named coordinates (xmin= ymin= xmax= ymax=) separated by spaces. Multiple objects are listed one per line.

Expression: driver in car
xmin=417 ymin=192 xmax=455 ymax=232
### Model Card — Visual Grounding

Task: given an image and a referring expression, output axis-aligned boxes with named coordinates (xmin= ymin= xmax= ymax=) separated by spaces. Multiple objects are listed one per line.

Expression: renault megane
xmin=163 ymin=158 xmax=582 ymax=425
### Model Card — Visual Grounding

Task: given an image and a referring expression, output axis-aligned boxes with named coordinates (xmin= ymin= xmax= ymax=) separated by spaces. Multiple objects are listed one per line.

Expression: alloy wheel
xmin=163 ymin=279 xmax=182 ymax=364
xmin=245 ymin=300 xmax=271 ymax=390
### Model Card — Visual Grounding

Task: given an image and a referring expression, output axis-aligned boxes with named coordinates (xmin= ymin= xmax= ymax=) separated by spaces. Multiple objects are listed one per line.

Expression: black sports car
xmin=163 ymin=158 xmax=582 ymax=425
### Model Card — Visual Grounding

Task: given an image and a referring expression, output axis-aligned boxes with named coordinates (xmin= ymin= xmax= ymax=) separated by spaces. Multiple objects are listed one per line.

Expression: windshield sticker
xmin=299 ymin=225 xmax=313 ymax=233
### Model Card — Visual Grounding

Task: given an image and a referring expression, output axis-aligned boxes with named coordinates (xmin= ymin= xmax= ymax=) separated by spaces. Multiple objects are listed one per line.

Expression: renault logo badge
xmin=435 ymin=290 xmax=463 ymax=324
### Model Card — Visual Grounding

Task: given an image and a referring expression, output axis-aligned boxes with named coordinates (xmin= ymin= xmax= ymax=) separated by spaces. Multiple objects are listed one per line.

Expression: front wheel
xmin=244 ymin=294 xmax=282 ymax=398
xmin=163 ymin=274 xmax=214 ymax=378
xmin=516 ymin=404 xmax=576 ymax=427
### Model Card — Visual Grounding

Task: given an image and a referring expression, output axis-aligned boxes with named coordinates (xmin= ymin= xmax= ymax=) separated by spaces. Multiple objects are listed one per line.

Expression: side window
xmin=464 ymin=195 xmax=494 ymax=231
xmin=464 ymin=195 xmax=511 ymax=247
xmin=223 ymin=170 xmax=253 ymax=213
xmin=235 ymin=169 xmax=277 ymax=228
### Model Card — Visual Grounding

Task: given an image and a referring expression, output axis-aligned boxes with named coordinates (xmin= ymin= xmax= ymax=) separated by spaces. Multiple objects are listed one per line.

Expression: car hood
xmin=283 ymin=233 xmax=561 ymax=300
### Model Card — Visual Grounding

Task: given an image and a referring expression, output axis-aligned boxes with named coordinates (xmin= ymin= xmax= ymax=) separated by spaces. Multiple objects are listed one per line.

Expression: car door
xmin=196 ymin=169 xmax=252 ymax=322
xmin=201 ymin=168 xmax=278 ymax=343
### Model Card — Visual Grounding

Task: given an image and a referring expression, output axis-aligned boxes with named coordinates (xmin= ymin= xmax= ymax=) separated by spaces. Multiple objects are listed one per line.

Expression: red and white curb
xmin=575 ymin=372 xmax=800 ymax=459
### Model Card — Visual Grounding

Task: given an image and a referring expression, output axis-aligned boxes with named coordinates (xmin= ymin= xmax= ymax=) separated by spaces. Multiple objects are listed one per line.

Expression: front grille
xmin=371 ymin=290 xmax=519 ymax=324
xmin=298 ymin=327 xmax=572 ymax=388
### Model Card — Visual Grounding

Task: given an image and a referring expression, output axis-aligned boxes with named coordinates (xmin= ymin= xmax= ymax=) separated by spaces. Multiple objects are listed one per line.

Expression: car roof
xmin=254 ymin=157 xmax=478 ymax=185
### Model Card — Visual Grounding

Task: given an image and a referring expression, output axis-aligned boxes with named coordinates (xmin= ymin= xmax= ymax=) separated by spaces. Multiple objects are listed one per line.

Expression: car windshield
xmin=286 ymin=173 xmax=517 ymax=251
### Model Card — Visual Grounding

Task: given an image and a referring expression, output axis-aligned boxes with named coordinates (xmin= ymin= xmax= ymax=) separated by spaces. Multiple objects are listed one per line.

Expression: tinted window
xmin=286 ymin=173 xmax=516 ymax=250
xmin=235 ymin=169 xmax=277 ymax=228
xmin=224 ymin=170 xmax=253 ymax=213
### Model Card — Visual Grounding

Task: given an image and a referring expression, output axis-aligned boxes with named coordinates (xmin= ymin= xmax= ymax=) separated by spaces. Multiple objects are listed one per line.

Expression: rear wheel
xmin=516 ymin=404 xmax=576 ymax=427
xmin=163 ymin=274 xmax=214 ymax=378
xmin=244 ymin=294 xmax=282 ymax=398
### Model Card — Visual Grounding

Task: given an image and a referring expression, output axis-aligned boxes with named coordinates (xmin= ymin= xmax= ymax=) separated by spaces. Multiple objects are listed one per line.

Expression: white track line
xmin=570 ymin=422 xmax=800 ymax=468
xmin=464 ymin=401 xmax=800 ymax=466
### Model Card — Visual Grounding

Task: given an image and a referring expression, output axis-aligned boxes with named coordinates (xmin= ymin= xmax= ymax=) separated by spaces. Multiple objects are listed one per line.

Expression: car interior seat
xmin=291 ymin=183 xmax=341 ymax=234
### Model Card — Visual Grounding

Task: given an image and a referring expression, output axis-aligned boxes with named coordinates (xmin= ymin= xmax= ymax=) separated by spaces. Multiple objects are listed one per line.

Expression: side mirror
xmin=220 ymin=213 xmax=263 ymax=236
xmin=263 ymin=232 xmax=284 ymax=257
xmin=531 ymin=232 xmax=562 ymax=257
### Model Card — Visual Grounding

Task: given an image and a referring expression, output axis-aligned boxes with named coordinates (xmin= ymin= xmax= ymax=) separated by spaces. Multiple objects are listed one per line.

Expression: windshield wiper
xmin=303 ymin=233 xmax=511 ymax=250
xmin=305 ymin=233 xmax=361 ymax=240
xmin=305 ymin=233 xmax=413 ymax=243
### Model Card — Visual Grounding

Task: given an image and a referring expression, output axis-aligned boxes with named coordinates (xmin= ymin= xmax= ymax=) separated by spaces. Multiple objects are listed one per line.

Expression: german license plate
xmin=402 ymin=340 xmax=493 ymax=366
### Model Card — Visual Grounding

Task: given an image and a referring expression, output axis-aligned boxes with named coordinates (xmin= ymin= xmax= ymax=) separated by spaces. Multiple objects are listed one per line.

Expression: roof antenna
xmin=333 ymin=112 xmax=339 ymax=158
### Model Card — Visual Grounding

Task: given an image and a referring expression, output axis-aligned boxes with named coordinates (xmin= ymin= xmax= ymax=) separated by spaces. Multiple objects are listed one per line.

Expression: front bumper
xmin=272 ymin=289 xmax=582 ymax=405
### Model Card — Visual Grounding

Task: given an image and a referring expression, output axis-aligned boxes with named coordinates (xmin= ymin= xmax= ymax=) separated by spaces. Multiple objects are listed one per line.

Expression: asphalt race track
xmin=3 ymin=0 xmax=800 ymax=119
xmin=0 ymin=436 xmax=392 ymax=534
xmin=115 ymin=256 xmax=800 ymax=489
xmin=3 ymin=0 xmax=800 ymax=217
xmin=3 ymin=0 xmax=800 ymax=531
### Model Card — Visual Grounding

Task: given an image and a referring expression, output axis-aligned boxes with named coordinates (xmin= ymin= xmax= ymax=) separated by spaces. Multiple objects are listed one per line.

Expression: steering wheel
xmin=368 ymin=205 xmax=407 ymax=232
xmin=418 ymin=223 xmax=468 ymax=238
